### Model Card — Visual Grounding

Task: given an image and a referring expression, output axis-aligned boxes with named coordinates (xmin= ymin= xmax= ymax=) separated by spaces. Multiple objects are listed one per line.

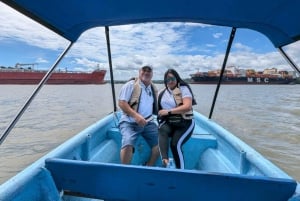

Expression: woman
xmin=158 ymin=69 xmax=196 ymax=169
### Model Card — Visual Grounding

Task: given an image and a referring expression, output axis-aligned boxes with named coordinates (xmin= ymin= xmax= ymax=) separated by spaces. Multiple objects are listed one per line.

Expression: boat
xmin=0 ymin=64 xmax=106 ymax=84
xmin=190 ymin=66 xmax=297 ymax=84
xmin=0 ymin=0 xmax=300 ymax=201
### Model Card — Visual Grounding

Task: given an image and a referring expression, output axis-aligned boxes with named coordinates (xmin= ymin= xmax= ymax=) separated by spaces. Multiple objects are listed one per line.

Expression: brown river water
xmin=0 ymin=84 xmax=299 ymax=184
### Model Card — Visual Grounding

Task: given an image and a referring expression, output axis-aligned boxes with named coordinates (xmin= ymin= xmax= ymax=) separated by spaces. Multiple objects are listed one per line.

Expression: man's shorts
xmin=119 ymin=121 xmax=158 ymax=149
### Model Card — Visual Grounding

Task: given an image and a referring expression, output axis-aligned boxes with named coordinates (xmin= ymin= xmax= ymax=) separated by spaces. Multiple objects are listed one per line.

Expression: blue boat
xmin=0 ymin=0 xmax=300 ymax=200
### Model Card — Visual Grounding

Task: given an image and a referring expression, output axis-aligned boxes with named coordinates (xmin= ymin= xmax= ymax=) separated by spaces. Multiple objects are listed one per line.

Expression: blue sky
xmin=1 ymin=2 xmax=300 ymax=80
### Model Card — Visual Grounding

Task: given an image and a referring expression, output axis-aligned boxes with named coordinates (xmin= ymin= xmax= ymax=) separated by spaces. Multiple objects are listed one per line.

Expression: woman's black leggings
xmin=158 ymin=119 xmax=195 ymax=169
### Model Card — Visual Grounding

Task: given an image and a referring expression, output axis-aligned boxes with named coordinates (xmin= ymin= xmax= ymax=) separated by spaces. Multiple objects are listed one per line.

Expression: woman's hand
xmin=158 ymin=109 xmax=170 ymax=117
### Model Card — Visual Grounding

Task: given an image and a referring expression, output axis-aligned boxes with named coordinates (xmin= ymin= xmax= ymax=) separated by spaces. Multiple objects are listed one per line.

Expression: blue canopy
xmin=2 ymin=0 xmax=300 ymax=47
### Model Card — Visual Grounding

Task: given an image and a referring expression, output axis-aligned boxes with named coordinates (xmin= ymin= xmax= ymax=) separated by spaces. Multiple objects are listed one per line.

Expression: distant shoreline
xmin=106 ymin=78 xmax=300 ymax=84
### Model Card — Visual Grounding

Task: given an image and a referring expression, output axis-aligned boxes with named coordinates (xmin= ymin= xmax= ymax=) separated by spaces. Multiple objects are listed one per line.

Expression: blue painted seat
xmin=106 ymin=125 xmax=218 ymax=168
xmin=45 ymin=158 xmax=297 ymax=201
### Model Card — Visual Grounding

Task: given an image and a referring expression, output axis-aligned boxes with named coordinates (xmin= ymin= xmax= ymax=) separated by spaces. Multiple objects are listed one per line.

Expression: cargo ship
xmin=190 ymin=66 xmax=296 ymax=84
xmin=0 ymin=64 xmax=106 ymax=84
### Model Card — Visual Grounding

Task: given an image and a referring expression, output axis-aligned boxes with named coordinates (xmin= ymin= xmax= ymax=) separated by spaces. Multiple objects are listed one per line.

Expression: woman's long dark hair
xmin=163 ymin=69 xmax=197 ymax=105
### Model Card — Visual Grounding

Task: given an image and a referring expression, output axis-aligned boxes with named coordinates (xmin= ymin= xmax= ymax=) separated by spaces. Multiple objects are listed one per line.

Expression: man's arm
xmin=118 ymin=100 xmax=147 ymax=126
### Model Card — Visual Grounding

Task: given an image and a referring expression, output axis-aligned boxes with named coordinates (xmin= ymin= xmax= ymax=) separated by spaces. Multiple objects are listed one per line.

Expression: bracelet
xmin=168 ymin=110 xmax=172 ymax=115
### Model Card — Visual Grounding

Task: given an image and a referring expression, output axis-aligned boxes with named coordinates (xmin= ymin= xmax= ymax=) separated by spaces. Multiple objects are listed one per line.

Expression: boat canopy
xmin=2 ymin=0 xmax=300 ymax=48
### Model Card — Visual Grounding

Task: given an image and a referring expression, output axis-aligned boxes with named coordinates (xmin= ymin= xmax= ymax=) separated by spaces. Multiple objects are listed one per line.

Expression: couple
xmin=118 ymin=65 xmax=196 ymax=169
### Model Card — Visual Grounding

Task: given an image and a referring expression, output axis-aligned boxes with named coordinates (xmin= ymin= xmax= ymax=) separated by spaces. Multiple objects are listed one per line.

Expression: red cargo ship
xmin=0 ymin=65 xmax=106 ymax=84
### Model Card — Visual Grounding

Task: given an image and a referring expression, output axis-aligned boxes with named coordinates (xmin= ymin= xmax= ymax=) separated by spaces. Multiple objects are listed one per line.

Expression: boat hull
xmin=0 ymin=70 xmax=106 ymax=84
xmin=0 ymin=111 xmax=298 ymax=201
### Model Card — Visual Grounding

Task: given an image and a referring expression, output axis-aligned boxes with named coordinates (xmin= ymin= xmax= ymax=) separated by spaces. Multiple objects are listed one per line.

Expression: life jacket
xmin=128 ymin=78 xmax=158 ymax=115
xmin=158 ymin=86 xmax=194 ymax=120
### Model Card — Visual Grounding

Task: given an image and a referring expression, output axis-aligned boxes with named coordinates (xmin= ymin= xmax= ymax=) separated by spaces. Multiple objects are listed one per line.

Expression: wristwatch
xmin=168 ymin=110 xmax=172 ymax=115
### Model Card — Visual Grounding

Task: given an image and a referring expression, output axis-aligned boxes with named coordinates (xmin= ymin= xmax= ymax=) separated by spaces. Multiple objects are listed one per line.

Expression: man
xmin=118 ymin=65 xmax=159 ymax=166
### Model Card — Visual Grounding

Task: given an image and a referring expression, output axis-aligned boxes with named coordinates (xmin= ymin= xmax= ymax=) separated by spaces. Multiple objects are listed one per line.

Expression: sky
xmin=1 ymin=2 xmax=300 ymax=80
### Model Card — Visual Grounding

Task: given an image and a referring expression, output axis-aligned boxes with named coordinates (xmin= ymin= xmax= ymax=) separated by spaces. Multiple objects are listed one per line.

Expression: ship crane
xmin=15 ymin=63 xmax=38 ymax=70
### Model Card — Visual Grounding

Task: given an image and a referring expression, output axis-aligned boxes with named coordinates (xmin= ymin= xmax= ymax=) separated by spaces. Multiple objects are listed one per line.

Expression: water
xmin=0 ymin=84 xmax=299 ymax=184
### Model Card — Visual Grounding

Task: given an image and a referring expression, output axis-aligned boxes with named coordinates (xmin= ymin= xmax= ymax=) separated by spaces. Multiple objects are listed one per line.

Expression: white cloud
xmin=35 ymin=57 xmax=48 ymax=64
xmin=206 ymin=44 xmax=216 ymax=48
xmin=213 ymin=32 xmax=223 ymax=39
xmin=234 ymin=43 xmax=253 ymax=52
xmin=0 ymin=3 xmax=67 ymax=50
xmin=1 ymin=2 xmax=300 ymax=80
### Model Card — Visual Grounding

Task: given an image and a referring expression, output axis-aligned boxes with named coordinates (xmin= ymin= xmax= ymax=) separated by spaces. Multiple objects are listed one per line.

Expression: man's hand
xmin=134 ymin=113 xmax=147 ymax=127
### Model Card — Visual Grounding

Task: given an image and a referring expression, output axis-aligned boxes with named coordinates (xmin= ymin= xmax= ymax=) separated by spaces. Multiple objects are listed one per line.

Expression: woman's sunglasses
xmin=166 ymin=77 xmax=176 ymax=83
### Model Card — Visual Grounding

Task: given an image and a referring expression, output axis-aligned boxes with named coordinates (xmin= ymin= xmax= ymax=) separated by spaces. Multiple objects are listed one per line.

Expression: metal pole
xmin=105 ymin=26 xmax=117 ymax=112
xmin=278 ymin=47 xmax=300 ymax=75
xmin=0 ymin=42 xmax=74 ymax=145
xmin=209 ymin=27 xmax=236 ymax=119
